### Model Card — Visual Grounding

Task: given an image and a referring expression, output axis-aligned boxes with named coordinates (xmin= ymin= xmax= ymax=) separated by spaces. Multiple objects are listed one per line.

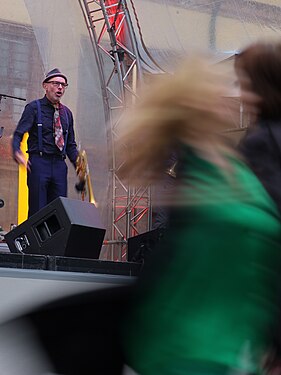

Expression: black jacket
xmin=239 ymin=120 xmax=281 ymax=214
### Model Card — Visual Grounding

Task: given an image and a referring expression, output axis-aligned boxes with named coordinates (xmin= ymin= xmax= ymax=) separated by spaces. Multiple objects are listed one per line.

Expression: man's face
xmin=43 ymin=76 xmax=67 ymax=104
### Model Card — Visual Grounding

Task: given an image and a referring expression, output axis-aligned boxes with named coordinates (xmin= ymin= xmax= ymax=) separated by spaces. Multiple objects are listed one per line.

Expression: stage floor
xmin=0 ymin=242 xmax=141 ymax=324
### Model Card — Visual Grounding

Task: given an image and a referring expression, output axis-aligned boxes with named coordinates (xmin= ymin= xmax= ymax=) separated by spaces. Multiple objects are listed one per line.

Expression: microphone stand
xmin=0 ymin=93 xmax=26 ymax=102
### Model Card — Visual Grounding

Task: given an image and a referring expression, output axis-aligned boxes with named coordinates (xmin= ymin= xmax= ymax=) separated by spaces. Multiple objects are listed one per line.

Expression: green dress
xmin=124 ymin=147 xmax=281 ymax=375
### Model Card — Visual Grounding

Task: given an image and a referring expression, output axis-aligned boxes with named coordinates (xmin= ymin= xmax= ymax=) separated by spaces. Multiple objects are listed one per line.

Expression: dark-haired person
xmin=12 ymin=68 xmax=79 ymax=217
xmin=236 ymin=40 xmax=281 ymax=374
xmin=237 ymin=41 xmax=281 ymax=216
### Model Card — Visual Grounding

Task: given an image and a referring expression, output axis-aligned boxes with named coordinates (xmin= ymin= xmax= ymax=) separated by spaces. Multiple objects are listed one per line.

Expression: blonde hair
xmin=117 ymin=56 xmax=237 ymax=184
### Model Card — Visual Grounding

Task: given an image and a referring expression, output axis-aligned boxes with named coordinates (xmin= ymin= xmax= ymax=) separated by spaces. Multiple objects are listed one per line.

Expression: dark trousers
xmin=27 ymin=154 xmax=68 ymax=217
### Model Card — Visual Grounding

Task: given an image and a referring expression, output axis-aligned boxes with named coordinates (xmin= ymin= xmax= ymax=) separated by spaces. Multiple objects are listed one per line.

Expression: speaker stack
xmin=5 ymin=197 xmax=106 ymax=259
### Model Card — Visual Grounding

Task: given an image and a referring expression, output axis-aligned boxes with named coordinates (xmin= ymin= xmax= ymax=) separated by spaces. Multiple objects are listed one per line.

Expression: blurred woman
xmin=119 ymin=56 xmax=281 ymax=375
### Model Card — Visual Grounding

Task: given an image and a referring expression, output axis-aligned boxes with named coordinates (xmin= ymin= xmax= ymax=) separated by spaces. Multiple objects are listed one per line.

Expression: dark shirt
xmin=12 ymin=95 xmax=78 ymax=165
xmin=238 ymin=120 xmax=281 ymax=215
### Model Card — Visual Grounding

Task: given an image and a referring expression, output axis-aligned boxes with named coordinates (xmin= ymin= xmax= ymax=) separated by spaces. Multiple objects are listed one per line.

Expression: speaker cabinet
xmin=127 ymin=229 xmax=164 ymax=263
xmin=5 ymin=197 xmax=106 ymax=259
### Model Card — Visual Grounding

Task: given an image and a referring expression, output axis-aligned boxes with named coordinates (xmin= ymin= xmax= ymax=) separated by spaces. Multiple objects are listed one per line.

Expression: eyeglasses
xmin=47 ymin=81 xmax=68 ymax=88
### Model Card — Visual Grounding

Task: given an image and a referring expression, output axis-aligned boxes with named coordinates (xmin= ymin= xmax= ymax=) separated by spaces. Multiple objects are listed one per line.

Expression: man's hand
xmin=14 ymin=150 xmax=30 ymax=172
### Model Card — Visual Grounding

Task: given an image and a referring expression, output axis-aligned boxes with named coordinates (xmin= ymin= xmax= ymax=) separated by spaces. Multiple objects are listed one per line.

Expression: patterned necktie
xmin=53 ymin=104 xmax=64 ymax=151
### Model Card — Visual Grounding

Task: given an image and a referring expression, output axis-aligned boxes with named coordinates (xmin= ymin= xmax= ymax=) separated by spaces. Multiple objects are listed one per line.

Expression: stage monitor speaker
xmin=127 ymin=228 xmax=164 ymax=263
xmin=5 ymin=197 xmax=106 ymax=259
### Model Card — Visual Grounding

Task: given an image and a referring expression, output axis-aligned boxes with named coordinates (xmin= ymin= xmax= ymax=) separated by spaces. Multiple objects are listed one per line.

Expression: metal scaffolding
xmin=79 ymin=0 xmax=152 ymax=260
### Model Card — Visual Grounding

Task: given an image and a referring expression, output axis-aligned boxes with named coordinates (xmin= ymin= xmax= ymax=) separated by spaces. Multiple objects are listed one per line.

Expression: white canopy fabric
xmin=129 ymin=0 xmax=281 ymax=73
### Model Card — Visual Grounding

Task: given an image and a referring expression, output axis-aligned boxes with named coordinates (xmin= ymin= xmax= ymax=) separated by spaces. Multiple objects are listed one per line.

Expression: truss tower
xmin=79 ymin=0 xmax=152 ymax=260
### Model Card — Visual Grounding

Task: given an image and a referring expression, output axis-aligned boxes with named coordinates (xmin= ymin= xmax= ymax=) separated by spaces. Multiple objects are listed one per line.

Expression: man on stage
xmin=12 ymin=68 xmax=79 ymax=217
